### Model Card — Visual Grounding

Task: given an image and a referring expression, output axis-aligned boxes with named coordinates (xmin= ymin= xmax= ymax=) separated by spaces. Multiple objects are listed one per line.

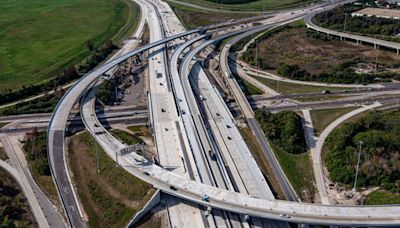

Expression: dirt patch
xmin=255 ymin=27 xmax=400 ymax=75
xmin=67 ymin=131 xmax=154 ymax=227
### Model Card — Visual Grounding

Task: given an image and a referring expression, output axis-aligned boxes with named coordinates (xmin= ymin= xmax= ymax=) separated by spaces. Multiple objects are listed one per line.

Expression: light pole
xmin=94 ymin=124 xmax=100 ymax=173
xmin=353 ymin=141 xmax=363 ymax=191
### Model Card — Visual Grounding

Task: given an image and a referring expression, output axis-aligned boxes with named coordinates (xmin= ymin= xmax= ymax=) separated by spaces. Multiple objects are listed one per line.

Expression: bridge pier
xmin=397 ymin=49 xmax=399 ymax=55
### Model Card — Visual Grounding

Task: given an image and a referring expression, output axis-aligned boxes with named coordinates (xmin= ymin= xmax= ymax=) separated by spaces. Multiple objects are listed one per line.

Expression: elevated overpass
xmin=305 ymin=13 xmax=400 ymax=54
xmin=47 ymin=4 xmax=400 ymax=228
xmin=47 ymin=29 xmax=201 ymax=228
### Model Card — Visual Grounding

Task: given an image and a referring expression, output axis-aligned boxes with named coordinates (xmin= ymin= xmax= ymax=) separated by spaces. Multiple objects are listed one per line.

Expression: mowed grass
xmin=241 ymin=77 xmax=264 ymax=95
xmin=171 ymin=0 xmax=316 ymax=11
xmin=365 ymin=191 xmax=400 ymax=205
xmin=168 ymin=2 xmax=254 ymax=29
xmin=0 ymin=122 xmax=9 ymax=128
xmin=271 ymin=145 xmax=316 ymax=202
xmin=310 ymin=107 xmax=357 ymax=134
xmin=111 ymin=129 xmax=143 ymax=145
xmin=250 ymin=75 xmax=347 ymax=95
xmin=68 ymin=132 xmax=154 ymax=228
xmin=239 ymin=127 xmax=286 ymax=199
xmin=0 ymin=0 xmax=139 ymax=91
xmin=127 ymin=125 xmax=144 ymax=133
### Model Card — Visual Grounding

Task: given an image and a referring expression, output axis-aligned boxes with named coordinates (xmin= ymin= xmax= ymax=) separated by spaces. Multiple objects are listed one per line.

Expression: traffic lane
xmin=0 ymin=116 xmax=147 ymax=134
xmin=252 ymin=96 xmax=400 ymax=112
xmin=0 ymin=107 xmax=147 ymax=122
xmin=249 ymin=87 xmax=400 ymax=101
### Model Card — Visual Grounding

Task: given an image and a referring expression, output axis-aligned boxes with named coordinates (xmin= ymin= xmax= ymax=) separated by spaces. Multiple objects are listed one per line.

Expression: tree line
xmin=314 ymin=3 xmax=400 ymax=38
xmin=0 ymin=40 xmax=117 ymax=106
xmin=255 ymin=109 xmax=307 ymax=154
xmin=206 ymin=0 xmax=257 ymax=4
xmin=22 ymin=129 xmax=50 ymax=177
xmin=325 ymin=110 xmax=400 ymax=192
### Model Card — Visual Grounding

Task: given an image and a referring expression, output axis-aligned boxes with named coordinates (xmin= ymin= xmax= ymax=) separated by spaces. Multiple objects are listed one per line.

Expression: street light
xmin=353 ymin=141 xmax=363 ymax=191
xmin=94 ymin=124 xmax=100 ymax=173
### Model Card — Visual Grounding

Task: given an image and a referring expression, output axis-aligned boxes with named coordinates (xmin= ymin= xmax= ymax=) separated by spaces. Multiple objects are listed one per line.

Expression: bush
xmin=96 ymin=80 xmax=116 ymax=105
xmin=206 ymin=0 xmax=257 ymax=4
xmin=255 ymin=109 xmax=307 ymax=154
xmin=325 ymin=110 xmax=400 ymax=191
xmin=314 ymin=4 xmax=400 ymax=37
xmin=0 ymin=40 xmax=117 ymax=106
xmin=22 ymin=130 xmax=51 ymax=176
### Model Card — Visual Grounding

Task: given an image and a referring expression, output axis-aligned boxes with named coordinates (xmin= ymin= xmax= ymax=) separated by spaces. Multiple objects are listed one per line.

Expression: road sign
xmin=120 ymin=143 xmax=144 ymax=155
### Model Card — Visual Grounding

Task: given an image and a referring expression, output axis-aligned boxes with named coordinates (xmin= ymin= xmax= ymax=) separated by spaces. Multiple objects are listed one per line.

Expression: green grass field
xmin=171 ymin=0 xmax=316 ymax=11
xmin=250 ymin=75 xmax=348 ymax=95
xmin=239 ymin=127 xmax=286 ymax=199
xmin=310 ymin=107 xmax=357 ymax=134
xmin=0 ymin=0 xmax=139 ymax=92
xmin=365 ymin=191 xmax=400 ymax=205
xmin=169 ymin=2 xmax=253 ymax=29
xmin=111 ymin=129 xmax=143 ymax=145
xmin=271 ymin=144 xmax=316 ymax=202
xmin=68 ymin=132 xmax=153 ymax=227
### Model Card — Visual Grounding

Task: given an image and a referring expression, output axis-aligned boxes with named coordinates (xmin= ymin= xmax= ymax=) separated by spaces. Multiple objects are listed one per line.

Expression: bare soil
xmin=256 ymin=27 xmax=400 ymax=75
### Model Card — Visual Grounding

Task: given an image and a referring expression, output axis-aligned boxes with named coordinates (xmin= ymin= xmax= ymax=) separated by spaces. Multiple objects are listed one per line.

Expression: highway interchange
xmin=1 ymin=0 xmax=400 ymax=227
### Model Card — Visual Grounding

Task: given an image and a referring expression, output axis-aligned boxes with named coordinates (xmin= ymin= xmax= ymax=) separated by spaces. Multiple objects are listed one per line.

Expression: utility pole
xmin=94 ymin=124 xmax=100 ymax=173
xmin=255 ymin=41 xmax=258 ymax=68
xmin=263 ymin=0 xmax=265 ymax=14
xmin=115 ymin=151 xmax=119 ymax=167
xmin=343 ymin=13 xmax=348 ymax=33
xmin=353 ymin=141 xmax=363 ymax=191
xmin=374 ymin=46 xmax=380 ymax=76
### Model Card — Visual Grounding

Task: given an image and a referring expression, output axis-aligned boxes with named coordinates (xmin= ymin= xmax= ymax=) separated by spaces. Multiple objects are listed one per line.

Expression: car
xmin=227 ymin=136 xmax=232 ymax=140
xmin=216 ymin=113 xmax=220 ymax=117
xmin=170 ymin=185 xmax=178 ymax=191
xmin=226 ymin=125 xmax=231 ymax=128
xmin=160 ymin=82 xmax=163 ymax=86
xmin=201 ymin=194 xmax=209 ymax=202
xmin=161 ymin=108 xmax=166 ymax=112
xmin=199 ymin=95 xmax=205 ymax=101
xmin=8 ymin=127 xmax=16 ymax=131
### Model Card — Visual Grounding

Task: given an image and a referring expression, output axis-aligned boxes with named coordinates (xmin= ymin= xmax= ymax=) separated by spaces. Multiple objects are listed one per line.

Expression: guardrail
xmin=46 ymin=29 xmax=200 ymax=228
xmin=305 ymin=13 xmax=400 ymax=54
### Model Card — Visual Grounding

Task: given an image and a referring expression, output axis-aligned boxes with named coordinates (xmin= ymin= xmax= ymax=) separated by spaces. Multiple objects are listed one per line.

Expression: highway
xmin=312 ymin=103 xmax=382 ymax=206
xmin=252 ymin=95 xmax=400 ymax=111
xmin=236 ymin=60 xmax=384 ymax=89
xmin=0 ymin=134 xmax=66 ymax=228
xmin=305 ymin=12 xmax=400 ymax=54
xmin=182 ymin=42 xmax=275 ymax=198
xmin=219 ymin=20 xmax=303 ymax=202
xmin=43 ymin=0 xmax=400 ymax=227
xmin=47 ymin=19 xmax=200 ymax=227
xmin=144 ymin=0 xmax=208 ymax=226
xmin=176 ymin=33 xmax=284 ymax=226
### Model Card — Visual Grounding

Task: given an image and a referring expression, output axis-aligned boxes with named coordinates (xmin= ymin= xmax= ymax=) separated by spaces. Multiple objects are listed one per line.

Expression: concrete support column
xmin=397 ymin=49 xmax=399 ymax=55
